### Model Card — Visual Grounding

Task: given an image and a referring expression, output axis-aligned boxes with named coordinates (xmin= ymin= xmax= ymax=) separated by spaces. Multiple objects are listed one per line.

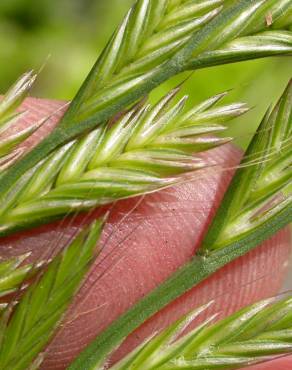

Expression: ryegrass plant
xmin=0 ymin=1 xmax=291 ymax=369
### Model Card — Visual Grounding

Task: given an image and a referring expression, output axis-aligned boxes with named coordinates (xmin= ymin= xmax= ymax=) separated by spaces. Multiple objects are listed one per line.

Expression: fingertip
xmin=247 ymin=356 xmax=292 ymax=370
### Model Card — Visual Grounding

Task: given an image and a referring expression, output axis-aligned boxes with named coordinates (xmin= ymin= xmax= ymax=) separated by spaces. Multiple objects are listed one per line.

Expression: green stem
xmin=69 ymin=202 xmax=291 ymax=370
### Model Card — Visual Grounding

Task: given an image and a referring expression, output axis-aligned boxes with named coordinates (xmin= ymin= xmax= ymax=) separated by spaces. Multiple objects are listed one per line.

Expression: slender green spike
xmin=109 ymin=296 xmax=292 ymax=370
xmin=0 ymin=218 xmax=104 ymax=370
xmin=0 ymin=0 xmax=291 ymax=211
xmin=200 ymin=79 xmax=292 ymax=253
xmin=0 ymin=90 xmax=245 ymax=236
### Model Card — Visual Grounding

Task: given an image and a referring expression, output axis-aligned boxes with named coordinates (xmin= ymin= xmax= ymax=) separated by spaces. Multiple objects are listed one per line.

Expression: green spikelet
xmin=0 ymin=72 xmax=41 ymax=172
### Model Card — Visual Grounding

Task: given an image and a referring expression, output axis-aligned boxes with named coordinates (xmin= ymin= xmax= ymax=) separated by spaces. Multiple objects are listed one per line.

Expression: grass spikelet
xmin=0 ymin=71 xmax=41 ymax=171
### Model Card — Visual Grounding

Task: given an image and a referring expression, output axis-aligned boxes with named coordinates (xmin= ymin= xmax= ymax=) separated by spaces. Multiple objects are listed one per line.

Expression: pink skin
xmin=0 ymin=98 xmax=291 ymax=369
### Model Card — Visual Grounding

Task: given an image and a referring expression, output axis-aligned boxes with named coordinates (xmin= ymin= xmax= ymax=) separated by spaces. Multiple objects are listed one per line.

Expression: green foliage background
xmin=0 ymin=0 xmax=291 ymax=148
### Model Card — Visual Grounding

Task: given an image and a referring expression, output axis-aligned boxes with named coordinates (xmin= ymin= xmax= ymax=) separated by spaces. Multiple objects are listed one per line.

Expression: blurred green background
xmin=0 ymin=0 xmax=291 ymax=148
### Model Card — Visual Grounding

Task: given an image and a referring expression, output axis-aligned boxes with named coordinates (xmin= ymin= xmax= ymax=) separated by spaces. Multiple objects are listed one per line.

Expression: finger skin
xmin=0 ymin=98 xmax=291 ymax=370
xmin=248 ymin=357 xmax=292 ymax=370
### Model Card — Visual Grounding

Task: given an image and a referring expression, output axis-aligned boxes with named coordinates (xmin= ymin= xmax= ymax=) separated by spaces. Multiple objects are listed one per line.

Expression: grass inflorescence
xmin=0 ymin=1 xmax=291 ymax=370
xmin=0 ymin=89 xmax=248 ymax=236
